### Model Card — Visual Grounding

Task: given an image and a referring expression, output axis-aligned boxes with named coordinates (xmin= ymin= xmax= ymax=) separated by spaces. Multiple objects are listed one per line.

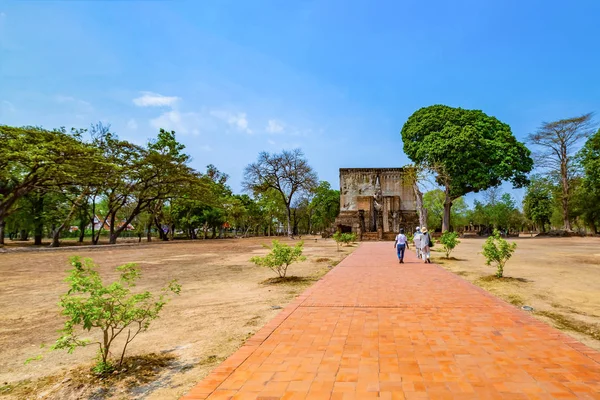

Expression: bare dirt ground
xmin=0 ymin=236 xmax=355 ymax=400
xmin=431 ymin=236 xmax=600 ymax=351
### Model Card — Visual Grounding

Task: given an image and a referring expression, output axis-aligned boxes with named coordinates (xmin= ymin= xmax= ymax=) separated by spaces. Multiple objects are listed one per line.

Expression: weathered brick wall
xmin=339 ymin=168 xmax=416 ymax=212
xmin=336 ymin=168 xmax=419 ymax=238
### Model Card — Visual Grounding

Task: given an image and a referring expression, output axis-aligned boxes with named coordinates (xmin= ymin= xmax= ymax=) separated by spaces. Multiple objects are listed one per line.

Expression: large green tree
xmin=423 ymin=189 xmax=469 ymax=231
xmin=243 ymin=149 xmax=318 ymax=238
xmin=309 ymin=181 xmax=340 ymax=234
xmin=92 ymin=127 xmax=197 ymax=244
xmin=401 ymin=105 xmax=533 ymax=232
xmin=577 ymin=128 xmax=600 ymax=233
xmin=527 ymin=113 xmax=596 ymax=231
xmin=523 ymin=177 xmax=554 ymax=232
xmin=0 ymin=126 xmax=98 ymax=245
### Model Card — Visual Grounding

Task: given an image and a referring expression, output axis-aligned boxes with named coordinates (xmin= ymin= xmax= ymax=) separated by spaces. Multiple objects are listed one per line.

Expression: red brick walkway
xmin=181 ymin=243 xmax=600 ymax=399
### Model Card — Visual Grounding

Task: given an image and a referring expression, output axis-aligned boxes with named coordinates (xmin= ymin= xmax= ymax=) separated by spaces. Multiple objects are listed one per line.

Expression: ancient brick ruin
xmin=335 ymin=168 xmax=419 ymax=241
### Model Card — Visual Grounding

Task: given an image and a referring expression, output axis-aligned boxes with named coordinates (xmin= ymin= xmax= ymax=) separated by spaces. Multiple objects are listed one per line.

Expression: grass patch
xmin=198 ymin=354 xmax=224 ymax=367
xmin=314 ymin=257 xmax=331 ymax=262
xmin=0 ymin=353 xmax=177 ymax=399
xmin=260 ymin=276 xmax=313 ymax=285
xmin=444 ymin=257 xmax=466 ymax=261
xmin=330 ymin=260 xmax=341 ymax=266
xmin=261 ymin=267 xmax=331 ymax=286
xmin=550 ymin=302 xmax=599 ymax=318
xmin=244 ymin=316 xmax=261 ymax=327
xmin=477 ymin=275 xmax=530 ymax=283
xmin=454 ymin=271 xmax=469 ymax=276
xmin=505 ymin=294 xmax=525 ymax=306
xmin=535 ymin=310 xmax=600 ymax=341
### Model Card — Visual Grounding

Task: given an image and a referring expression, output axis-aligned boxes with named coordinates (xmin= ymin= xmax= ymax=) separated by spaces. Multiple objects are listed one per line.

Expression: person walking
xmin=413 ymin=227 xmax=422 ymax=260
xmin=394 ymin=228 xmax=409 ymax=264
xmin=420 ymin=227 xmax=432 ymax=263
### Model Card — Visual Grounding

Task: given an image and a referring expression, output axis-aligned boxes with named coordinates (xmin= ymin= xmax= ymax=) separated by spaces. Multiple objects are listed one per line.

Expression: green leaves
xmin=332 ymin=232 xmax=356 ymax=246
xmin=250 ymin=240 xmax=306 ymax=278
xmin=439 ymin=231 xmax=460 ymax=258
xmin=482 ymin=230 xmax=517 ymax=278
xmin=30 ymin=256 xmax=181 ymax=372
xmin=400 ymin=105 xmax=533 ymax=200
xmin=310 ymin=181 xmax=340 ymax=232
xmin=0 ymin=125 xmax=100 ymax=221
xmin=523 ymin=177 xmax=554 ymax=231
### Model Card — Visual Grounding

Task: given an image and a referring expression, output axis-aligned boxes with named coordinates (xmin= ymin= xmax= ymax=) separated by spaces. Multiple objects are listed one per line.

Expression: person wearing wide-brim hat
xmin=413 ymin=227 xmax=422 ymax=259
xmin=420 ymin=227 xmax=432 ymax=263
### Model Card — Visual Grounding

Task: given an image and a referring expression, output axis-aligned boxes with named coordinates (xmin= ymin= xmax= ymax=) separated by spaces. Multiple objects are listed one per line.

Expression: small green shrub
xmin=332 ymin=232 xmax=356 ymax=250
xmin=250 ymin=240 xmax=306 ymax=278
xmin=332 ymin=231 xmax=342 ymax=251
xmin=439 ymin=231 xmax=461 ymax=258
xmin=482 ymin=229 xmax=517 ymax=278
xmin=28 ymin=256 xmax=180 ymax=374
xmin=343 ymin=232 xmax=357 ymax=245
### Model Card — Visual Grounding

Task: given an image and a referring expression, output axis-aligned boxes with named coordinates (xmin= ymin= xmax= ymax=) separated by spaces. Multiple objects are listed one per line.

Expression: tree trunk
xmin=562 ymin=183 xmax=571 ymax=231
xmin=147 ymin=222 xmax=152 ymax=242
xmin=91 ymin=197 xmax=97 ymax=244
xmin=154 ymin=216 xmax=166 ymax=241
xmin=34 ymin=225 xmax=43 ymax=245
xmin=109 ymin=212 xmax=117 ymax=244
xmin=442 ymin=185 xmax=453 ymax=232
xmin=560 ymin=155 xmax=572 ymax=231
xmin=49 ymin=198 xmax=81 ymax=247
xmin=413 ymin=179 xmax=427 ymax=228
xmin=31 ymin=193 xmax=44 ymax=245
xmin=286 ymin=206 xmax=293 ymax=238
xmin=51 ymin=228 xmax=61 ymax=247
xmin=0 ymin=218 xmax=5 ymax=246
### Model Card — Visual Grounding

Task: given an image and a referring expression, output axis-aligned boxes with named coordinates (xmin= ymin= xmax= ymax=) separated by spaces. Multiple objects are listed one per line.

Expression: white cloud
xmin=133 ymin=92 xmax=179 ymax=107
xmin=54 ymin=95 xmax=93 ymax=113
xmin=150 ymin=110 xmax=202 ymax=135
xmin=210 ymin=110 xmax=252 ymax=133
xmin=1 ymin=100 xmax=15 ymax=114
xmin=266 ymin=119 xmax=285 ymax=134
xmin=127 ymin=119 xmax=138 ymax=130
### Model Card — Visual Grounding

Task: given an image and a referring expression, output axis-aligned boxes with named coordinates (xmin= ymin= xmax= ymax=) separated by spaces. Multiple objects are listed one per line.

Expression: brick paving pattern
xmin=182 ymin=242 xmax=600 ymax=399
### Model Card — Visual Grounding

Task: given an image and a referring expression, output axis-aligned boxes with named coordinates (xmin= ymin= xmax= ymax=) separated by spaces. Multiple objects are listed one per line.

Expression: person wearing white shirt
xmin=413 ymin=227 xmax=422 ymax=259
xmin=420 ymin=227 xmax=432 ymax=263
xmin=393 ymin=228 xmax=409 ymax=264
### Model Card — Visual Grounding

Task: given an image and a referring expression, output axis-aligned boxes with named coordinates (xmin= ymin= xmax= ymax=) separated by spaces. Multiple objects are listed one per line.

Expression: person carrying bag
xmin=420 ymin=227 xmax=432 ymax=263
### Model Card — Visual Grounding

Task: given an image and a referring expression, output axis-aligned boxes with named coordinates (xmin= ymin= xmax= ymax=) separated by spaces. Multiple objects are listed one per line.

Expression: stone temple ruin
xmin=334 ymin=168 xmax=419 ymax=241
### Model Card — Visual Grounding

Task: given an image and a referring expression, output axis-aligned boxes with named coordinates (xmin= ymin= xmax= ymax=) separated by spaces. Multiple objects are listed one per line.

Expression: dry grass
xmin=436 ymin=236 xmax=600 ymax=351
xmin=0 ymin=236 xmax=355 ymax=399
xmin=535 ymin=310 xmax=600 ymax=341
xmin=0 ymin=353 xmax=180 ymax=400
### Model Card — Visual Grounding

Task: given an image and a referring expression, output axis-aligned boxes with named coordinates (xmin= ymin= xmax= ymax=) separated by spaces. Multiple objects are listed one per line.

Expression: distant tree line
xmin=0 ymin=123 xmax=340 ymax=247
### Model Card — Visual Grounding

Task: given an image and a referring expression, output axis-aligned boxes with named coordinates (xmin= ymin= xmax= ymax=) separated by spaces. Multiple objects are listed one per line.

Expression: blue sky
xmin=1 ymin=0 xmax=599 ymax=205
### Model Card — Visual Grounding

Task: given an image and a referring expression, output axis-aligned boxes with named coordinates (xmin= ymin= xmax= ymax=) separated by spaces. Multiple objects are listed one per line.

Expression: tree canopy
xmin=243 ymin=149 xmax=318 ymax=238
xmin=527 ymin=113 xmax=596 ymax=230
xmin=401 ymin=105 xmax=533 ymax=231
